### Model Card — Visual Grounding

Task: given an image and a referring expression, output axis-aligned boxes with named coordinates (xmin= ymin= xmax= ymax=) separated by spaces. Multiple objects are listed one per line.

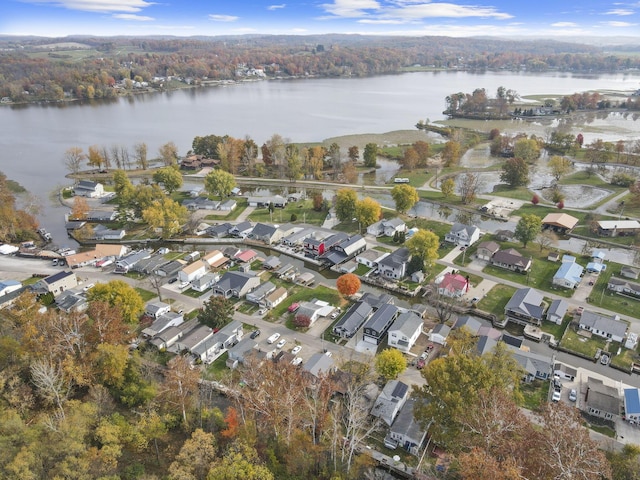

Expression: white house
xmin=387 ymin=312 xmax=423 ymax=353
xmin=178 ymin=262 xmax=207 ymax=284
xmin=356 ymin=249 xmax=389 ymax=269
xmin=264 ymin=287 xmax=288 ymax=309
xmin=552 ymin=260 xmax=584 ymax=289
xmin=191 ymin=272 xmax=219 ymax=292
xmin=145 ymin=301 xmax=171 ymax=319
xmin=436 ymin=272 xmax=469 ymax=297
xmin=0 ymin=280 xmax=22 ymax=297
xmin=444 ymin=223 xmax=480 ymax=247
xmin=429 ymin=323 xmax=451 ymax=345
xmin=245 ymin=281 xmax=276 ymax=304
xmin=141 ymin=312 xmax=184 ymax=338
xmin=74 ymin=180 xmax=104 ymax=198
xmin=202 ymin=249 xmax=227 ymax=269
xmin=579 ymin=310 xmax=628 ymax=343
xmin=371 ymin=380 xmax=409 ymax=426
xmin=366 ymin=218 xmax=406 ymax=237
xmin=377 ymin=248 xmax=410 ymax=280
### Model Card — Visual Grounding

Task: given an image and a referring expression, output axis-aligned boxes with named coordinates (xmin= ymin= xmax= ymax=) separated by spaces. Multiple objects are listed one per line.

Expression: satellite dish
xmin=393 ymin=455 xmax=401 ymax=462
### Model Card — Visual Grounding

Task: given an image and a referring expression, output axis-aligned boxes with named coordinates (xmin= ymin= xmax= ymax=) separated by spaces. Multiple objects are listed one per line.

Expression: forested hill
xmin=0 ymin=34 xmax=637 ymax=104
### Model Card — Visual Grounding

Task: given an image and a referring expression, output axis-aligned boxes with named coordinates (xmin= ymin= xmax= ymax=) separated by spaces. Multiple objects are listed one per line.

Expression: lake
xmin=1 ymin=70 xmax=639 ymax=239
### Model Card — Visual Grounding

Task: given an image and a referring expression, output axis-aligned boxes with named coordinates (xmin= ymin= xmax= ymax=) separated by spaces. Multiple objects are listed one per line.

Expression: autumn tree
xmin=548 ymin=155 xmax=573 ymax=181
xmin=363 ymin=142 xmax=377 ymax=167
xmin=86 ymin=280 xmax=144 ymax=324
xmin=133 ymin=142 xmax=148 ymax=170
xmin=63 ymin=146 xmax=85 ymax=177
xmin=355 ymin=197 xmax=381 ymax=228
xmin=500 ymin=157 xmax=529 ymax=187
xmin=87 ymin=145 xmax=105 ymax=170
xmin=513 ymin=137 xmax=541 ymax=163
xmin=204 ymin=169 xmax=236 ymax=199
xmin=348 ymin=145 xmax=359 ymax=162
xmin=152 ymin=166 xmax=183 ymax=194
xmin=342 ymin=162 xmax=358 ymax=183
xmin=459 ymin=172 xmax=480 ymax=205
xmin=285 ymin=143 xmax=302 ymax=182
xmin=294 ymin=314 xmax=312 ymax=328
xmin=406 ymin=229 xmax=439 ymax=271
xmin=514 ymin=213 xmax=542 ymax=248
xmin=441 ymin=177 xmax=455 ymax=198
xmin=334 ymin=188 xmax=358 ymax=222
xmin=531 ymin=194 xmax=540 ymax=205
xmin=441 ymin=140 xmax=461 ymax=167
xmin=413 ymin=140 xmax=430 ymax=166
xmin=312 ymin=191 xmax=324 ymax=211
xmin=391 ymin=184 xmax=419 ymax=214
xmin=401 ymin=147 xmax=418 ymax=171
xmin=142 ymin=197 xmax=189 ymax=238
xmin=168 ymin=428 xmax=217 ymax=480
xmin=161 ymin=356 xmax=201 ymax=426
xmin=70 ymin=196 xmax=90 ymax=220
xmin=199 ymin=295 xmax=234 ymax=330
xmin=374 ymin=348 xmax=407 ymax=380
xmin=336 ymin=273 xmax=361 ymax=296
xmin=158 ymin=141 xmax=179 ymax=166
xmin=207 ymin=441 xmax=275 ymax=480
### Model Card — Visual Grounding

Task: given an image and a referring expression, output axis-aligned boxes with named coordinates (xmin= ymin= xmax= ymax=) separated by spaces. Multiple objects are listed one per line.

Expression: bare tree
xmin=63 ymin=147 xmax=85 ymax=178
xmin=120 ymin=145 xmax=131 ymax=170
xmin=134 ymin=142 xmax=149 ymax=170
xmin=160 ymin=355 xmax=200 ymax=426
xmin=100 ymin=145 xmax=112 ymax=170
xmin=31 ymin=358 xmax=68 ymax=418
xmin=110 ymin=144 xmax=121 ymax=170
xmin=428 ymin=287 xmax=461 ymax=324
xmin=459 ymin=172 xmax=480 ymax=205
xmin=536 ymin=230 xmax=558 ymax=253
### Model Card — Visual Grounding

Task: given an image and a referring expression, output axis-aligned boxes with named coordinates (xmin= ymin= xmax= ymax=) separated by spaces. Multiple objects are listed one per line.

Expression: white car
xmin=291 ymin=345 xmax=302 ymax=355
xmin=83 ymin=283 xmax=95 ymax=292
xmin=267 ymin=333 xmax=281 ymax=344
xmin=325 ymin=351 xmax=332 ymax=357
xmin=276 ymin=339 xmax=287 ymax=349
xmin=569 ymin=389 xmax=577 ymax=402
xmin=552 ymin=390 xmax=561 ymax=402
xmin=291 ymin=357 xmax=303 ymax=366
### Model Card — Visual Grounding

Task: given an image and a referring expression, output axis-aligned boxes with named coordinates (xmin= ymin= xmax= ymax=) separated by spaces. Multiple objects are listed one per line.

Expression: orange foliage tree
xmin=336 ymin=273 xmax=361 ymax=297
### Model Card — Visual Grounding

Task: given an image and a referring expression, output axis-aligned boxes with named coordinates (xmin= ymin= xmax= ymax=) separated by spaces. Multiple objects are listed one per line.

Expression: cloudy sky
xmin=2 ymin=0 xmax=640 ymax=38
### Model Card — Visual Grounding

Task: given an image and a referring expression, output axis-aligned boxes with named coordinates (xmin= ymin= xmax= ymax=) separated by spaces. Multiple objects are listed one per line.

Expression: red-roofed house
xmin=437 ymin=272 xmax=469 ymax=298
xmin=235 ymin=249 xmax=258 ymax=263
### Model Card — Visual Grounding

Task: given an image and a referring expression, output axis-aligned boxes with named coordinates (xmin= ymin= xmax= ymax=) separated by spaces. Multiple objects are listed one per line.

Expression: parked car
xmin=267 ymin=333 xmax=281 ymax=344
xmin=250 ymin=330 xmax=261 ymax=339
xmin=330 ymin=310 xmax=340 ymax=319
xmin=288 ymin=302 xmax=300 ymax=312
xmin=416 ymin=358 xmax=426 ymax=370
xmin=168 ymin=277 xmax=178 ymax=284
xmin=291 ymin=357 xmax=303 ymax=366
xmin=276 ymin=339 xmax=287 ymax=349
xmin=552 ymin=390 xmax=561 ymax=402
xmin=291 ymin=345 xmax=302 ymax=355
xmin=600 ymin=354 xmax=611 ymax=366
xmin=258 ymin=308 xmax=266 ymax=315
xmin=419 ymin=352 xmax=428 ymax=361
xmin=83 ymin=283 xmax=95 ymax=292
xmin=569 ymin=389 xmax=577 ymax=402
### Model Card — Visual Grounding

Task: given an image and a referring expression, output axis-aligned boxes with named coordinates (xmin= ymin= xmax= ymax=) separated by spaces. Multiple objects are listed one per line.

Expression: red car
xmin=416 ymin=358 xmax=426 ymax=369
xmin=288 ymin=302 xmax=300 ymax=313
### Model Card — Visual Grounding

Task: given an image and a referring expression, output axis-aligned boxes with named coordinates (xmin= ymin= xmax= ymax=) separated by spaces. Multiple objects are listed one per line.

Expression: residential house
xmin=219 ymin=199 xmax=237 ymax=211
xmin=597 ymin=220 xmax=640 ymax=237
xmin=504 ymin=288 xmax=545 ymax=326
xmin=262 ymin=256 xmax=281 ymax=270
xmin=276 ymin=223 xmax=298 ymax=239
xmin=191 ymin=273 xmax=219 ymax=292
xmin=367 ymin=218 xmax=406 ymax=237
xmin=592 ymin=249 xmax=606 ymax=264
xmin=234 ymin=249 xmax=258 ymax=264
xmin=490 ymin=248 xmax=532 ymax=273
xmin=356 ymin=249 xmax=389 ymax=269
xmin=149 ymin=320 xmax=198 ymax=350
xmin=295 ymin=300 xmax=333 ymax=325
xmin=476 ymin=335 xmax=498 ymax=356
xmin=182 ymin=197 xmax=220 ymax=211
xmin=303 ymin=353 xmax=335 ymax=379
xmin=142 ymin=312 xmax=184 ymax=338
xmin=55 ymin=291 xmax=88 ymax=313
xmin=145 ymin=301 xmax=171 ymax=319
xmin=444 ymin=223 xmax=480 ymax=247
xmin=264 ymin=287 xmax=287 ymax=309
xmin=370 ymin=380 xmax=409 ymax=426
xmin=429 ymin=324 xmax=451 ymax=345
xmin=229 ymin=221 xmax=253 ymax=238
xmin=454 ymin=315 xmax=482 ymax=335
xmin=0 ymin=280 xmax=22 ymax=297
xmin=437 ymin=272 xmax=469 ymax=298
xmin=226 ymin=337 xmax=258 ymax=369
xmin=552 ymin=260 xmax=584 ymax=289
xmin=92 ymin=225 xmax=126 ymax=240
xmin=322 ymin=235 xmax=367 ymax=265
xmin=495 ymin=229 xmax=514 ymax=242
xmin=476 ymin=241 xmax=500 ymax=261
xmin=332 ymin=301 xmax=374 ymax=338
xmin=584 ymin=378 xmax=622 ymax=420
xmin=86 ymin=210 xmax=116 ymax=222
xmin=207 ymin=223 xmax=232 ymax=239
xmin=508 ymin=346 xmax=553 ymax=382
xmin=131 ymin=254 xmax=170 ymax=275
xmin=202 ymin=250 xmax=227 ymax=269
xmin=114 ymin=250 xmax=152 ymax=274
xmin=282 ymin=228 xmax=313 ymax=246
xmin=623 ymin=388 xmax=640 ymax=425
xmin=173 ymin=324 xmax=214 ymax=353
xmin=247 ymin=195 xmax=287 ymax=208
xmin=360 ymin=292 xmax=395 ymax=310
xmin=191 ymin=320 xmax=243 ymax=363
xmin=154 ymin=260 xmax=184 ymax=278
xmin=32 ymin=271 xmax=78 ymax=297
xmin=386 ymin=399 xmax=427 ymax=455
xmin=337 ymin=260 xmax=358 ymax=273
xmin=296 ymin=272 xmax=315 ymax=285
xmin=621 ymin=266 xmax=640 ymax=280
xmin=222 ymin=246 xmax=242 ymax=259
xmin=542 ymin=213 xmax=579 ymax=234
xmin=178 ymin=261 xmax=207 ymax=284
xmin=363 ymin=304 xmax=399 ymax=345
xmin=246 ymin=281 xmax=276 ymax=304
xmin=212 ymin=271 xmax=261 ymax=299
xmin=554 ymin=363 xmax=577 ymax=381
xmin=304 ymin=232 xmax=344 ymax=258
xmin=74 ymin=180 xmax=104 ymax=198
xmin=607 ymin=277 xmax=640 ymax=298
xmin=250 ymin=223 xmax=284 ymax=245
xmin=579 ymin=310 xmax=628 ymax=343
xmin=62 ymin=244 xmax=128 ymax=269
xmin=377 ymin=247 xmax=410 ymax=280
xmin=387 ymin=312 xmax=423 ymax=353
xmin=546 ymin=299 xmax=568 ymax=325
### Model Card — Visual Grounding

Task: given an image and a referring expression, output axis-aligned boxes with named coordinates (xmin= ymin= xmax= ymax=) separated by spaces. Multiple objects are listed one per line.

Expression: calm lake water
xmin=2 ymin=70 xmax=639 ymax=239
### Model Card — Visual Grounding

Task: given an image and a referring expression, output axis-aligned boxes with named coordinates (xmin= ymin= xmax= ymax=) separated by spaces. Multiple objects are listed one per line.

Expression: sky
xmin=2 ymin=0 xmax=640 ymax=38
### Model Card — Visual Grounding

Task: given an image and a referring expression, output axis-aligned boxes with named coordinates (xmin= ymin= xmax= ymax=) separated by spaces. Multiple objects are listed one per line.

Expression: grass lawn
xmin=572 ymin=225 xmax=638 ymax=247
xmin=247 ymin=199 xmax=327 ymax=226
xmin=373 ymin=246 xmax=393 ymax=253
xmin=354 ymin=264 xmax=373 ymax=276
xmin=237 ymin=302 xmax=259 ymax=315
xmin=134 ymin=287 xmax=156 ymax=302
xmin=182 ymin=288 xmax=207 ymax=298
xmin=457 ymin=271 xmax=483 ymax=287
xmin=204 ymin=198 xmax=249 ymax=222
xmin=540 ymin=316 xmax=570 ymax=340
xmin=560 ymin=328 xmax=608 ymax=358
xmin=388 ymin=169 xmax=432 ymax=188
xmin=588 ymin=424 xmax=616 ymax=438
xmin=590 ymin=261 xmax=640 ymax=318
xmin=491 ymin=185 xmax=539 ymax=202
xmin=163 ymin=251 xmax=184 ymax=261
xmin=476 ymin=284 xmax=516 ymax=317
xmin=124 ymin=271 xmax=146 ymax=280
xmin=520 ymin=379 xmax=548 ymax=411
xmin=610 ymin=347 xmax=637 ymax=371
xmin=202 ymin=352 xmax=230 ymax=381
xmin=266 ymin=284 xmax=345 ymax=322
xmin=21 ymin=276 xmax=41 ymax=286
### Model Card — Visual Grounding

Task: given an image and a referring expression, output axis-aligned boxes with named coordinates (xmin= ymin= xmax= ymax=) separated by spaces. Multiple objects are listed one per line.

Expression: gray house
xmin=377 ymin=248 xmax=410 ymax=280
xmin=303 ymin=353 xmax=335 ymax=379
xmin=191 ymin=320 xmax=243 ymax=363
xmin=584 ymin=378 xmax=622 ymax=421
xmin=385 ymin=399 xmax=427 ymax=455
xmin=245 ymin=281 xmax=276 ymax=304
xmin=370 ymin=380 xmax=409 ymax=426
xmin=578 ymin=310 xmax=628 ymax=343
xmin=142 ymin=311 xmax=184 ymax=338
xmin=508 ymin=347 xmax=553 ymax=382
xmin=250 ymin=223 xmax=283 ymax=245
xmin=212 ymin=271 xmax=262 ymax=299
xmin=444 ymin=223 xmax=480 ymax=247
xmin=332 ymin=301 xmax=374 ymax=339
xmin=363 ymin=304 xmax=399 ymax=345
xmin=504 ymin=288 xmax=545 ymax=326
xmin=546 ymin=299 xmax=568 ymax=325
xmin=226 ymin=337 xmax=258 ymax=369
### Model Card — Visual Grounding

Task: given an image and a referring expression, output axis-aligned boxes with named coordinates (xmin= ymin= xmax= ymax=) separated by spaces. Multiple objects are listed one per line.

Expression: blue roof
xmin=586 ymin=262 xmax=605 ymax=273
xmin=0 ymin=280 xmax=21 ymax=288
xmin=554 ymin=262 xmax=583 ymax=284
xmin=624 ymin=388 xmax=640 ymax=415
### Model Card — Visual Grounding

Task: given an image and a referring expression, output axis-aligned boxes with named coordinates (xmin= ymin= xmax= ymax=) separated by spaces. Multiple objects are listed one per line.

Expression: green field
xmin=247 ymin=199 xmax=328 ymax=226
xmin=590 ymin=261 xmax=640 ymax=318
xmin=560 ymin=328 xmax=608 ymax=358
xmin=476 ymin=284 xmax=516 ymax=317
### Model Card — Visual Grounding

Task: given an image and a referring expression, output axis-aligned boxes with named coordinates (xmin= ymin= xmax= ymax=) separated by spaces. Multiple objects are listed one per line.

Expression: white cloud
xmin=551 ymin=22 xmax=578 ymax=27
xmin=321 ymin=0 xmax=381 ymax=18
xmin=267 ymin=4 xmax=286 ymax=10
xmin=606 ymin=8 xmax=635 ymax=15
xmin=20 ymin=0 xmax=155 ymax=13
xmin=112 ymin=13 xmax=153 ymax=21
xmin=601 ymin=20 xmax=636 ymax=27
xmin=208 ymin=14 xmax=239 ymax=22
